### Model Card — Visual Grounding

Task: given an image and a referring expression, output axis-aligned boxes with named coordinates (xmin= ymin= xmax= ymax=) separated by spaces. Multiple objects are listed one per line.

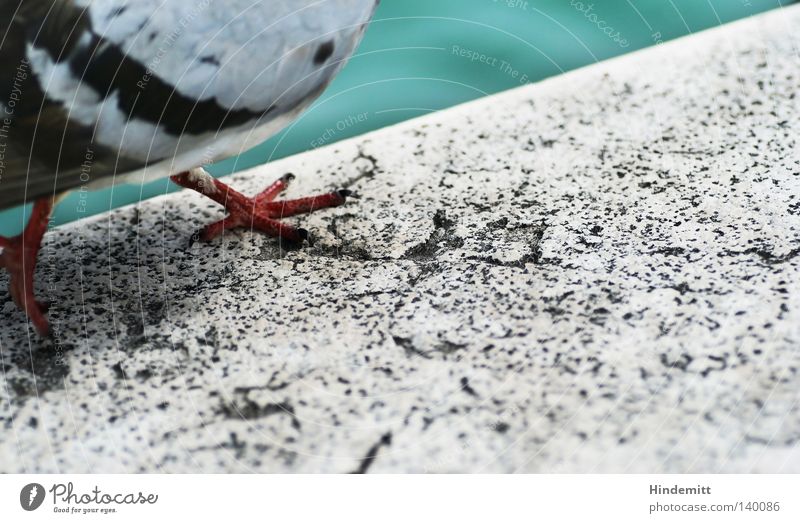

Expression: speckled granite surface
xmin=2 ymin=7 xmax=800 ymax=473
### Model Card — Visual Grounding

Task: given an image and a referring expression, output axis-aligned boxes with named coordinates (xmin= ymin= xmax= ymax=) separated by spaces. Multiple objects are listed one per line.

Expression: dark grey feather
xmin=0 ymin=0 xmax=144 ymax=210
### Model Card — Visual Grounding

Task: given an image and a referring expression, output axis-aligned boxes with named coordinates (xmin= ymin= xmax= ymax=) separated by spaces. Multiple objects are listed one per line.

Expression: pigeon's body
xmin=0 ymin=0 xmax=378 ymax=334
xmin=0 ymin=0 xmax=378 ymax=209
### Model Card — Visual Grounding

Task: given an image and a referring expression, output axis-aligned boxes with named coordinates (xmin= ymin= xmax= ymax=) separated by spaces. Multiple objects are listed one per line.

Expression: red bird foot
xmin=0 ymin=198 xmax=55 ymax=336
xmin=171 ymin=169 xmax=353 ymax=243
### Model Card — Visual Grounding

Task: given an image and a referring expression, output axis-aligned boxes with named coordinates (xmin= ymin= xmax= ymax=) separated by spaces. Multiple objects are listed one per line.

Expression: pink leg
xmin=0 ymin=198 xmax=55 ymax=336
xmin=262 ymin=191 xmax=352 ymax=219
xmin=170 ymin=172 xmax=353 ymax=243
xmin=254 ymin=173 xmax=295 ymax=205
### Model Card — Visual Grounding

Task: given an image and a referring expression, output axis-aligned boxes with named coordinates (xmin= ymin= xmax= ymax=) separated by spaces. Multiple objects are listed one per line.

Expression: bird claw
xmin=172 ymin=172 xmax=353 ymax=244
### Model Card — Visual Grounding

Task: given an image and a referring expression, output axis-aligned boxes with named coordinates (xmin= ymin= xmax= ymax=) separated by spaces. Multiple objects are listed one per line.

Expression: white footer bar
xmin=1 ymin=475 xmax=797 ymax=522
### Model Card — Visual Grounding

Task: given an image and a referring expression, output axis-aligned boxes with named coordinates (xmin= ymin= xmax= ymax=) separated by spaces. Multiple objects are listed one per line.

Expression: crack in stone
xmin=466 ymin=220 xmax=547 ymax=268
xmin=350 ymin=432 xmax=392 ymax=474
xmin=219 ymin=395 xmax=301 ymax=430
xmin=392 ymin=335 xmax=466 ymax=359
xmin=232 ymin=370 xmax=292 ymax=393
xmin=342 ymin=147 xmax=380 ymax=189
xmin=719 ymin=246 xmax=800 ymax=265
xmin=401 ymin=209 xmax=463 ymax=262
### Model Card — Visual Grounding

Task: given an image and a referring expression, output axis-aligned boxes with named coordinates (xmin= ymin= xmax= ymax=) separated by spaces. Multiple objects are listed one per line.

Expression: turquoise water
xmin=0 ymin=0 xmax=787 ymax=235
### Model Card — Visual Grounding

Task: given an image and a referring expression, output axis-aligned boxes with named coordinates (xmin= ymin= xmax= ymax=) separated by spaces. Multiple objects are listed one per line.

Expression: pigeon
xmin=0 ymin=0 xmax=379 ymax=335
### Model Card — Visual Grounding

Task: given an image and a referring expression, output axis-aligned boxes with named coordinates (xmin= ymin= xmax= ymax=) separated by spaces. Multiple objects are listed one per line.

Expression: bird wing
xmin=0 ymin=0 xmax=145 ymax=210
xmin=0 ymin=0 xmax=378 ymax=211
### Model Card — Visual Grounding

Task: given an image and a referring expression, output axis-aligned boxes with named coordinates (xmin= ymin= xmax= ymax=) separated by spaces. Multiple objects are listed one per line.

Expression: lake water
xmin=0 ymin=0 xmax=785 ymax=234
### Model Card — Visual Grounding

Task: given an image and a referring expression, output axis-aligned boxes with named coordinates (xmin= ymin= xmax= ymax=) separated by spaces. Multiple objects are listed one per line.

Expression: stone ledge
xmin=1 ymin=6 xmax=799 ymax=473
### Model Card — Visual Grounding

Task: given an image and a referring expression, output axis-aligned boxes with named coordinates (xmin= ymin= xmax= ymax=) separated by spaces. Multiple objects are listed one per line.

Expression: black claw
xmin=337 ymin=189 xmax=359 ymax=199
xmin=280 ymin=228 xmax=311 ymax=251
xmin=282 ymin=173 xmax=296 ymax=182
xmin=297 ymin=228 xmax=310 ymax=242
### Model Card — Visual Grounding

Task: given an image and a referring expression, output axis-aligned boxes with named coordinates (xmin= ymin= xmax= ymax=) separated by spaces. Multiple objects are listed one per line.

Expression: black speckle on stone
xmin=654 ymin=246 xmax=686 ymax=256
xmin=111 ymin=362 xmax=127 ymax=380
xmin=460 ymin=377 xmax=479 ymax=398
xmin=488 ymin=217 xmax=509 ymax=229
xmin=670 ymin=282 xmax=693 ymax=295
xmin=493 ymin=422 xmax=510 ymax=434
xmin=660 ymin=353 xmax=693 ymax=372
xmin=135 ymin=368 xmax=153 ymax=381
